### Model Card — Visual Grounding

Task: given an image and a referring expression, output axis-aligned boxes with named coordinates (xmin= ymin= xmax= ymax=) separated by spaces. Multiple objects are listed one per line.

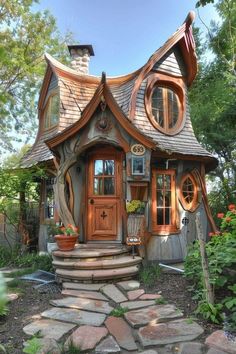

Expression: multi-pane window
xmin=152 ymin=170 xmax=177 ymax=232
xmin=180 ymin=173 xmax=199 ymax=211
xmin=44 ymin=93 xmax=59 ymax=129
xmin=151 ymin=87 xmax=179 ymax=133
xmin=94 ymin=160 xmax=115 ymax=195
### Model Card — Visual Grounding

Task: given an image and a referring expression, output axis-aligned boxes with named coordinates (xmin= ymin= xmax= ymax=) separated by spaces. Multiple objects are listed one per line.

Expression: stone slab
xmin=41 ymin=307 xmax=106 ymax=326
xmin=117 ymin=280 xmax=140 ymax=291
xmin=63 ymin=282 xmax=105 ymax=291
xmin=138 ymin=319 xmax=204 ymax=347
xmin=23 ymin=319 xmax=75 ymax=340
xmin=65 ymin=325 xmax=108 ymax=351
xmin=102 ymin=284 xmax=127 ymax=303
xmin=178 ymin=341 xmax=205 ymax=354
xmin=120 ymin=300 xmax=155 ymax=310
xmin=207 ymin=348 xmax=229 ymax=354
xmin=95 ymin=335 xmax=121 ymax=353
xmin=62 ymin=289 xmax=107 ymax=300
xmin=51 ymin=296 xmax=114 ymax=314
xmin=139 ymin=351 xmax=159 ymax=354
xmin=205 ymin=330 xmax=236 ymax=354
xmin=127 ymin=289 xmax=145 ymax=301
xmin=139 ymin=294 xmax=162 ymax=300
xmin=124 ymin=305 xmax=183 ymax=328
xmin=105 ymin=316 xmax=137 ymax=351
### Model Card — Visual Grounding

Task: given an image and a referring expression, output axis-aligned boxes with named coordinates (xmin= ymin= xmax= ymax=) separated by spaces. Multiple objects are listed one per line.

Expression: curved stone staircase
xmin=52 ymin=244 xmax=142 ymax=283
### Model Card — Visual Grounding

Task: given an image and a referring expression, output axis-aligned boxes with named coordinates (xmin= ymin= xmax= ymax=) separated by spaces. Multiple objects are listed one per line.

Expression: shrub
xmin=184 ymin=204 xmax=236 ymax=330
xmin=0 ymin=272 xmax=8 ymax=316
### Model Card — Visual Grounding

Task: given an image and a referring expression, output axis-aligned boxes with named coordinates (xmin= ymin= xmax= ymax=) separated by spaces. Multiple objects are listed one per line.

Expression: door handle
xmin=89 ymin=199 xmax=94 ymax=205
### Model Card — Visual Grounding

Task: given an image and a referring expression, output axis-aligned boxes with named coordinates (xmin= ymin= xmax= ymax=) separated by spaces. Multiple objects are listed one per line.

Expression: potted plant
xmin=126 ymin=200 xmax=146 ymax=239
xmin=54 ymin=224 xmax=79 ymax=251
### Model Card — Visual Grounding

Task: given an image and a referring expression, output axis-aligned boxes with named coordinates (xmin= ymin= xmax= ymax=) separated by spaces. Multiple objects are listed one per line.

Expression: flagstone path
xmin=23 ymin=280 xmax=236 ymax=354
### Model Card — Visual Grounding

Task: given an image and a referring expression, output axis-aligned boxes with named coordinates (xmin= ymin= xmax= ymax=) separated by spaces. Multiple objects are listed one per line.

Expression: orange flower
xmin=228 ymin=204 xmax=236 ymax=211
xmin=217 ymin=213 xmax=224 ymax=219
xmin=209 ymin=232 xmax=215 ymax=237
xmin=60 ymin=226 xmax=66 ymax=232
xmin=225 ymin=217 xmax=232 ymax=222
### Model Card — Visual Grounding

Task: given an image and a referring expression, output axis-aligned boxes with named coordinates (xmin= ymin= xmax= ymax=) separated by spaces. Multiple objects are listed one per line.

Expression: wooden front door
xmin=87 ymin=149 xmax=122 ymax=241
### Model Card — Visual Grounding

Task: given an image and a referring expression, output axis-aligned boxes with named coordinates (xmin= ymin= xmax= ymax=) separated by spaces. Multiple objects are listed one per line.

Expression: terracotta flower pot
xmin=54 ymin=234 xmax=78 ymax=251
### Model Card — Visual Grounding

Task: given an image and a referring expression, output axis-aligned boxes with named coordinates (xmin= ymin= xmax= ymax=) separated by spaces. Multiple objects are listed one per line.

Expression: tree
xmin=0 ymin=0 xmax=72 ymax=153
xmin=190 ymin=0 xmax=236 ymax=218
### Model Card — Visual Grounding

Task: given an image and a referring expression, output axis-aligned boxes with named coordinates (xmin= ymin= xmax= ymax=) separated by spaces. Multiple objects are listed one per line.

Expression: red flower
xmin=225 ymin=217 xmax=232 ymax=222
xmin=217 ymin=213 xmax=224 ymax=219
xmin=60 ymin=226 xmax=66 ymax=232
xmin=209 ymin=232 xmax=215 ymax=237
xmin=228 ymin=204 xmax=235 ymax=211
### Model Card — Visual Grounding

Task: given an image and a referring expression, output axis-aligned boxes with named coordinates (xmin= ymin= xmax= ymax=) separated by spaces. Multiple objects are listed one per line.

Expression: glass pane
xmin=152 ymin=87 xmax=164 ymax=127
xmin=104 ymin=178 xmax=115 ymax=195
xmin=165 ymin=208 xmax=171 ymax=225
xmin=157 ymin=191 xmax=164 ymax=207
xmin=157 ymin=208 xmax=164 ymax=225
xmin=165 ymin=191 xmax=171 ymax=207
xmin=104 ymin=160 xmax=115 ymax=175
xmin=94 ymin=178 xmax=103 ymax=195
xmin=156 ymin=174 xmax=163 ymax=190
xmin=164 ymin=175 xmax=171 ymax=190
xmin=168 ymin=89 xmax=179 ymax=129
xmin=94 ymin=160 xmax=103 ymax=176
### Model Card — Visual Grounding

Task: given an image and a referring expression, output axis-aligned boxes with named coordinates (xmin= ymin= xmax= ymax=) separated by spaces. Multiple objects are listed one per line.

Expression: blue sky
xmin=36 ymin=0 xmax=219 ymax=76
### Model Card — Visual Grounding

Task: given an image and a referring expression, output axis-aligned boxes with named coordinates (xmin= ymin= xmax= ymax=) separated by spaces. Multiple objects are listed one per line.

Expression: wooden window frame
xmin=43 ymin=91 xmax=59 ymax=130
xmin=145 ymin=73 xmax=185 ymax=136
xmin=179 ymin=173 xmax=199 ymax=212
xmin=152 ymin=169 xmax=179 ymax=234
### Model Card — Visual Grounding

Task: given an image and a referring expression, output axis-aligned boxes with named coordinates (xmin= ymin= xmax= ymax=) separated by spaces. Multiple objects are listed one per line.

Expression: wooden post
xmin=195 ymin=212 xmax=214 ymax=304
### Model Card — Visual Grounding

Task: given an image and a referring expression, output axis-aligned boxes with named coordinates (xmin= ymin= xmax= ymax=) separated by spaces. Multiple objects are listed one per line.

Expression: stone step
xmin=56 ymin=265 xmax=139 ymax=282
xmin=53 ymin=245 xmax=130 ymax=260
xmin=52 ymin=255 xmax=142 ymax=270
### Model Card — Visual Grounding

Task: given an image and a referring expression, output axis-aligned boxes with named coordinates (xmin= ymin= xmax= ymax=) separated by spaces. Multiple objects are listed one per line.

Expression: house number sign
xmin=131 ymin=144 xmax=146 ymax=156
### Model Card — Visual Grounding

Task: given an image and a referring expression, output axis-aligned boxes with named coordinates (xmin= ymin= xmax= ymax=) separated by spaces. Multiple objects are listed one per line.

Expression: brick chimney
xmin=68 ymin=45 xmax=94 ymax=75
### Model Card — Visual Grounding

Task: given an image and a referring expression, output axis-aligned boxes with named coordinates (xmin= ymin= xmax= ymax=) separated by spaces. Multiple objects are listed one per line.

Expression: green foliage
xmin=139 ymin=264 xmax=161 ymax=289
xmin=0 ymin=272 xmax=8 ymax=316
xmin=0 ymin=247 xmax=53 ymax=272
xmin=155 ymin=297 xmax=167 ymax=305
xmin=185 ymin=205 xmax=236 ymax=329
xmin=0 ymin=0 xmax=72 ymax=153
xmin=23 ymin=337 xmax=42 ymax=354
xmin=126 ymin=200 xmax=146 ymax=214
xmin=110 ymin=306 xmax=129 ymax=317
xmin=63 ymin=342 xmax=81 ymax=354
xmin=189 ymin=0 xmax=236 ymax=216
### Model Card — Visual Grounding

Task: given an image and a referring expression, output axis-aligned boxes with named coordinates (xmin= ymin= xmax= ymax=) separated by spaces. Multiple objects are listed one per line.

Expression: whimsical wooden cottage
xmin=22 ymin=12 xmax=217 ymax=280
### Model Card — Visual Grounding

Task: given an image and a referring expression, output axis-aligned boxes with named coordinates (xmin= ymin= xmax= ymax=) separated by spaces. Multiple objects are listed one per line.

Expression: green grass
xmin=110 ymin=306 xmax=129 ymax=317
xmin=155 ymin=297 xmax=168 ymax=305
xmin=139 ymin=264 xmax=161 ymax=289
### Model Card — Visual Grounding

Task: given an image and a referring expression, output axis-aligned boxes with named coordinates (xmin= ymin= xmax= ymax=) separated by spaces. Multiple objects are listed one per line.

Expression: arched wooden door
xmin=87 ymin=148 xmax=122 ymax=241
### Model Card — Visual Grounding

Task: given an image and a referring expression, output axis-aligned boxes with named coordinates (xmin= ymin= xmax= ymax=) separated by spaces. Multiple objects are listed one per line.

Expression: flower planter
xmin=127 ymin=214 xmax=145 ymax=237
xmin=54 ymin=234 xmax=78 ymax=251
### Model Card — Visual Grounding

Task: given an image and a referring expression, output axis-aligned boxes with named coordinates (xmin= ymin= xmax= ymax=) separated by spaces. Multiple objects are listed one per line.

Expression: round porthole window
xmin=180 ymin=173 xmax=199 ymax=212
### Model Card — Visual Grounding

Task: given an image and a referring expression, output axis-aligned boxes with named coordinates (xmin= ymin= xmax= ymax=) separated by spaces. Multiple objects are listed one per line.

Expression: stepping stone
xmin=124 ymin=304 xmax=183 ymax=328
xmin=63 ymin=282 xmax=105 ymax=291
xmin=101 ymin=284 xmax=127 ymax=303
xmin=23 ymin=319 xmax=75 ymax=340
xmin=120 ymin=300 xmax=155 ymax=310
xmin=62 ymin=289 xmax=107 ymax=301
xmin=207 ymin=348 xmax=229 ymax=354
xmin=138 ymin=318 xmax=204 ymax=347
xmin=178 ymin=341 xmax=205 ymax=354
xmin=117 ymin=280 xmax=140 ymax=291
xmin=51 ymin=297 xmax=114 ymax=314
xmin=95 ymin=335 xmax=121 ymax=353
xmin=7 ymin=293 xmax=19 ymax=301
xmin=205 ymin=330 xmax=236 ymax=354
xmin=139 ymin=294 xmax=162 ymax=300
xmin=105 ymin=316 xmax=137 ymax=351
xmin=41 ymin=307 xmax=106 ymax=326
xmin=127 ymin=289 xmax=145 ymax=300
xmin=65 ymin=325 xmax=108 ymax=352
xmin=139 ymin=351 xmax=159 ymax=354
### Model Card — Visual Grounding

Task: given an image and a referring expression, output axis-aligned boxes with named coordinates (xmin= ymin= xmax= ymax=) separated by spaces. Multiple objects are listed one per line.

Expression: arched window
xmin=179 ymin=173 xmax=199 ymax=212
xmin=44 ymin=92 xmax=59 ymax=129
xmin=145 ymin=74 xmax=185 ymax=135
